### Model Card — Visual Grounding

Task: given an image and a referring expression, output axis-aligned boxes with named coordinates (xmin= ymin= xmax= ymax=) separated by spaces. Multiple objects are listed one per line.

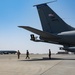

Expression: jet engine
xmin=60 ymin=47 xmax=75 ymax=52
xmin=30 ymin=34 xmax=35 ymax=41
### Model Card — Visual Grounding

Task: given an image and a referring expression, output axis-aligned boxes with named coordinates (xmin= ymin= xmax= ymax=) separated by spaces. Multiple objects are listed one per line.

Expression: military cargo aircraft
xmin=18 ymin=3 xmax=75 ymax=52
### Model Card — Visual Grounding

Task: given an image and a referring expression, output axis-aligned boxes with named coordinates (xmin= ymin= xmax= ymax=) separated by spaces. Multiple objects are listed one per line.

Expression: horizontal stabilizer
xmin=18 ymin=26 xmax=59 ymax=39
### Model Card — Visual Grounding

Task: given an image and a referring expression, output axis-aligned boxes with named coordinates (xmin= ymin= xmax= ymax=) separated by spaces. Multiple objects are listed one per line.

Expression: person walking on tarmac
xmin=49 ymin=49 xmax=51 ymax=59
xmin=26 ymin=50 xmax=30 ymax=59
xmin=17 ymin=50 xmax=21 ymax=59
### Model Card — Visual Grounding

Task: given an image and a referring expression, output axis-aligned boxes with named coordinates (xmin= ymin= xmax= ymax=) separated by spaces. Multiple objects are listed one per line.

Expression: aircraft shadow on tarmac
xmin=20 ymin=57 xmax=75 ymax=61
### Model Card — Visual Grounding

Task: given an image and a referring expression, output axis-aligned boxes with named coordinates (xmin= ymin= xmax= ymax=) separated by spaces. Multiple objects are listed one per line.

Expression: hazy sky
xmin=0 ymin=0 xmax=75 ymax=54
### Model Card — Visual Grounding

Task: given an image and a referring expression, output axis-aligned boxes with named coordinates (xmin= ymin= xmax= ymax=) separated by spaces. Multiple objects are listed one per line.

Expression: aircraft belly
xmin=58 ymin=35 xmax=75 ymax=45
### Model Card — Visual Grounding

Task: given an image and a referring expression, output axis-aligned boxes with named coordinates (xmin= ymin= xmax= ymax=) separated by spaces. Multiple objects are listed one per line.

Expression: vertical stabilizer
xmin=36 ymin=4 xmax=74 ymax=33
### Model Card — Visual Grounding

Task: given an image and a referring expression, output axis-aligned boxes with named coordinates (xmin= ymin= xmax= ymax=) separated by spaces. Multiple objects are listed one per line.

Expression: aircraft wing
xmin=18 ymin=26 xmax=60 ymax=39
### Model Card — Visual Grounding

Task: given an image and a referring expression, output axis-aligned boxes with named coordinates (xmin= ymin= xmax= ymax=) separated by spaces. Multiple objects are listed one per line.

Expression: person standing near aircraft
xmin=49 ymin=49 xmax=51 ymax=59
xmin=17 ymin=50 xmax=21 ymax=59
xmin=26 ymin=50 xmax=30 ymax=59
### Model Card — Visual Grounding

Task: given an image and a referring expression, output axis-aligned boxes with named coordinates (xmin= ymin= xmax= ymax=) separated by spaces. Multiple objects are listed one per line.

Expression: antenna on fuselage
xmin=33 ymin=0 xmax=57 ymax=7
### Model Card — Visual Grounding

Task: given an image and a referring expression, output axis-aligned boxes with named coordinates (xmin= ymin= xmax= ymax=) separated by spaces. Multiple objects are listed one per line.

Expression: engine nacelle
xmin=30 ymin=34 xmax=35 ymax=41
xmin=60 ymin=47 xmax=75 ymax=52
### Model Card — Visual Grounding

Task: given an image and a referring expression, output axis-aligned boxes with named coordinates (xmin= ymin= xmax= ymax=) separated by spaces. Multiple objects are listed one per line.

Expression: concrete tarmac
xmin=0 ymin=54 xmax=75 ymax=75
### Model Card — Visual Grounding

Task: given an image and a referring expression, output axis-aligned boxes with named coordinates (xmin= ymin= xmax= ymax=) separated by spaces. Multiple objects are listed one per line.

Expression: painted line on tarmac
xmin=40 ymin=60 xmax=63 ymax=75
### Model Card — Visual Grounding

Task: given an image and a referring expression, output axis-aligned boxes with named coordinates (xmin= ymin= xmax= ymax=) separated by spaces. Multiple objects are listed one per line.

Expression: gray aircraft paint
xmin=36 ymin=4 xmax=74 ymax=33
xmin=18 ymin=3 xmax=75 ymax=52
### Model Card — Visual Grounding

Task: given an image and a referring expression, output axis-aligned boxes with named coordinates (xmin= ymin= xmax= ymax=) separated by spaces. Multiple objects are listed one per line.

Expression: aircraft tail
xmin=36 ymin=4 xmax=74 ymax=33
